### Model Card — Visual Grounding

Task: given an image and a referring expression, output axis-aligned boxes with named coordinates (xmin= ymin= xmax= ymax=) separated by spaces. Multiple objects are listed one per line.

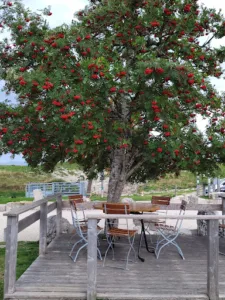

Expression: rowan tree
xmin=1 ymin=0 xmax=225 ymax=202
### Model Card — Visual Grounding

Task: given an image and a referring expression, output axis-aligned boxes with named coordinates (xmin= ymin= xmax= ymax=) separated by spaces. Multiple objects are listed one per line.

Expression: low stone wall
xmin=47 ymin=215 xmax=73 ymax=244
xmin=197 ymin=210 xmax=225 ymax=237
xmin=0 ymin=204 xmax=6 ymax=212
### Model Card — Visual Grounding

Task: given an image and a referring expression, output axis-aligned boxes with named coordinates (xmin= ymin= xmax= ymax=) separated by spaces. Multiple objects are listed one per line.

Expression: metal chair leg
xmin=69 ymin=239 xmax=83 ymax=257
xmin=155 ymin=233 xmax=185 ymax=260
xmin=103 ymin=238 xmax=115 ymax=267
xmin=72 ymin=243 xmax=88 ymax=262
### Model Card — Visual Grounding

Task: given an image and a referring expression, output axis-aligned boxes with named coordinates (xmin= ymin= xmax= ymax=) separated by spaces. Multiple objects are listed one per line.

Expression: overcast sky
xmin=0 ymin=0 xmax=224 ymax=165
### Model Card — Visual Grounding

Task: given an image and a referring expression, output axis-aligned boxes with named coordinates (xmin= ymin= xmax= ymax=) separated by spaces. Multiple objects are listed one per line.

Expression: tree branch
xmin=126 ymin=158 xmax=145 ymax=180
xmin=201 ymin=33 xmax=216 ymax=48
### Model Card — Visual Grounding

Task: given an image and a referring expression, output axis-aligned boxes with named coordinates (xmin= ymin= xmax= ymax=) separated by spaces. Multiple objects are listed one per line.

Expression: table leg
xmin=138 ymin=229 xmax=145 ymax=262
xmin=137 ymin=220 xmax=155 ymax=262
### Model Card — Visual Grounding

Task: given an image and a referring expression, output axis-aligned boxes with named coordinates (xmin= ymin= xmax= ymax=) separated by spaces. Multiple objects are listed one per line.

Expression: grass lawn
xmin=0 ymin=191 xmax=33 ymax=204
xmin=0 ymin=242 xmax=39 ymax=299
xmin=0 ymin=188 xmax=196 ymax=205
xmin=90 ymin=189 xmax=195 ymax=202
xmin=0 ymin=165 xmax=199 ymax=205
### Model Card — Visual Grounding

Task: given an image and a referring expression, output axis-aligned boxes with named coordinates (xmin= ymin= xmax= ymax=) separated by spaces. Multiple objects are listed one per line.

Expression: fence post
xmin=39 ymin=201 xmax=47 ymax=255
xmin=207 ymin=219 xmax=219 ymax=300
xmin=79 ymin=181 xmax=83 ymax=196
xmin=208 ymin=178 xmax=211 ymax=198
xmin=222 ymin=197 xmax=225 ymax=215
xmin=4 ymin=216 xmax=19 ymax=296
xmin=87 ymin=218 xmax=97 ymax=300
xmin=56 ymin=194 xmax=62 ymax=236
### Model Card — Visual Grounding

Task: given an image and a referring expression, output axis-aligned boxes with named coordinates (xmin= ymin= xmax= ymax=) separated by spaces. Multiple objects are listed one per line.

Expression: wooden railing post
xmin=4 ymin=216 xmax=18 ymax=296
xmin=56 ymin=194 xmax=62 ymax=236
xmin=222 ymin=197 xmax=225 ymax=226
xmin=87 ymin=218 xmax=97 ymax=300
xmin=207 ymin=219 xmax=219 ymax=300
xmin=39 ymin=202 xmax=47 ymax=255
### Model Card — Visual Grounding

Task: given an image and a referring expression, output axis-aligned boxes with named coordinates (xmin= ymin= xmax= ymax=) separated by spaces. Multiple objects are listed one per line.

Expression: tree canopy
xmin=1 ymin=0 xmax=225 ymax=201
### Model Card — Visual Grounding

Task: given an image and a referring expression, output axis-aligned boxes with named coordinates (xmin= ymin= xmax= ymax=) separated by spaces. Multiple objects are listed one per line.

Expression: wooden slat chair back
xmin=68 ymin=195 xmax=84 ymax=211
xmin=103 ymin=203 xmax=130 ymax=215
xmin=68 ymin=194 xmax=83 ymax=200
xmin=151 ymin=196 xmax=171 ymax=206
xmin=103 ymin=203 xmax=137 ymax=270
xmin=143 ymin=196 xmax=171 ymax=244
xmin=71 ymin=199 xmax=83 ymax=210
xmin=68 ymin=194 xmax=83 ymax=202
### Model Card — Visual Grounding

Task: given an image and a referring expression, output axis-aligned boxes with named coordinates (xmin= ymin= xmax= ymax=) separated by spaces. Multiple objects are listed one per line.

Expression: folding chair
xmin=151 ymin=196 xmax=171 ymax=222
xmin=68 ymin=196 xmax=85 ymax=242
xmin=154 ymin=200 xmax=187 ymax=260
xmin=68 ymin=194 xmax=84 ymax=203
xmin=143 ymin=196 xmax=171 ymax=244
xmin=69 ymin=202 xmax=103 ymax=262
xmin=103 ymin=203 xmax=137 ymax=270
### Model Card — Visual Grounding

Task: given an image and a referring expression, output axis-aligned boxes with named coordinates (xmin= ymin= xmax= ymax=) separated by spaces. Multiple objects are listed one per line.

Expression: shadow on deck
xmin=5 ymin=234 xmax=225 ymax=300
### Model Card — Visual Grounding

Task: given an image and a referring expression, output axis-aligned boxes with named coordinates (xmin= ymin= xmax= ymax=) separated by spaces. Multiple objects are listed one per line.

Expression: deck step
xmin=5 ymin=291 xmax=86 ymax=300
xmin=5 ymin=292 xmax=212 ymax=300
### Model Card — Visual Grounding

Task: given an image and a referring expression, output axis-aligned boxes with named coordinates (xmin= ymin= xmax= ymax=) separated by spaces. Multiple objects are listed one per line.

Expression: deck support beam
xmin=87 ymin=218 xmax=97 ymax=300
xmin=207 ymin=219 xmax=219 ymax=300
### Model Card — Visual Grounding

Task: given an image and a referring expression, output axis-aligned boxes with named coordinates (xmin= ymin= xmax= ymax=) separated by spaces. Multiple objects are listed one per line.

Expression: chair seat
xmin=80 ymin=225 xmax=103 ymax=232
xmin=145 ymin=219 xmax=166 ymax=224
xmin=155 ymin=223 xmax=175 ymax=230
xmin=108 ymin=227 xmax=137 ymax=237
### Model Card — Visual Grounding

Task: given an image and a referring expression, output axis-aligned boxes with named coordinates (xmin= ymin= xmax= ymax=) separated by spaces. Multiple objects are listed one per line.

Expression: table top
xmin=93 ymin=202 xmax=160 ymax=213
xmin=130 ymin=206 xmax=160 ymax=213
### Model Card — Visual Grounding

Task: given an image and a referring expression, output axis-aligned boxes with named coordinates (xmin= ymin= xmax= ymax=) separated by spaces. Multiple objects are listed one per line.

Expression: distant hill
xmin=0 ymin=163 xmax=81 ymax=192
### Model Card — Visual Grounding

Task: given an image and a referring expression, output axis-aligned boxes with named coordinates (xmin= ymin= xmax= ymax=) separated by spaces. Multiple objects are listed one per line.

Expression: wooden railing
xmin=86 ymin=212 xmax=225 ymax=300
xmin=3 ymin=194 xmax=63 ymax=297
xmin=3 ymin=196 xmax=225 ymax=300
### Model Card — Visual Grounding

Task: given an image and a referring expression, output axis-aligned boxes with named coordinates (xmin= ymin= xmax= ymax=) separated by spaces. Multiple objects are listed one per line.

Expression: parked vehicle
xmin=220 ymin=182 xmax=225 ymax=193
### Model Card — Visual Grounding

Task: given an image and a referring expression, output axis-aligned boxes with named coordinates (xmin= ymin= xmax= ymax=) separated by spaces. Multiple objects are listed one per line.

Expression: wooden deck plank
xmin=5 ymin=234 xmax=225 ymax=299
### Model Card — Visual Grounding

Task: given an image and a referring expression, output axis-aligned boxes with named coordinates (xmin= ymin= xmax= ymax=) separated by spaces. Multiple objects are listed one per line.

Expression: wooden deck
xmin=5 ymin=234 xmax=225 ymax=300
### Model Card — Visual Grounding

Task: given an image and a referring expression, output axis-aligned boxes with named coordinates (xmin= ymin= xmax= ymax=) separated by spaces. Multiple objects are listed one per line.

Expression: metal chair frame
xmin=144 ymin=196 xmax=171 ymax=244
xmin=69 ymin=202 xmax=103 ymax=262
xmin=154 ymin=200 xmax=187 ymax=260
xmin=68 ymin=197 xmax=85 ymax=244
xmin=103 ymin=203 xmax=137 ymax=270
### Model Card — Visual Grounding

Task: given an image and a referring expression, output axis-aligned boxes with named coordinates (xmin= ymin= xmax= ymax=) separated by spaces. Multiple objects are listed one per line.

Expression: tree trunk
xmin=86 ymin=179 xmax=93 ymax=196
xmin=107 ymin=149 xmax=127 ymax=203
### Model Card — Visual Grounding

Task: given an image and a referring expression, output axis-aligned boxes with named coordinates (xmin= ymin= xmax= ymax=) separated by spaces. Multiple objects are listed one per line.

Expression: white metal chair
xmin=69 ymin=201 xmax=103 ymax=262
xmin=143 ymin=196 xmax=171 ymax=244
xmin=154 ymin=200 xmax=187 ymax=260
xmin=68 ymin=197 xmax=85 ymax=244
xmin=103 ymin=203 xmax=137 ymax=270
